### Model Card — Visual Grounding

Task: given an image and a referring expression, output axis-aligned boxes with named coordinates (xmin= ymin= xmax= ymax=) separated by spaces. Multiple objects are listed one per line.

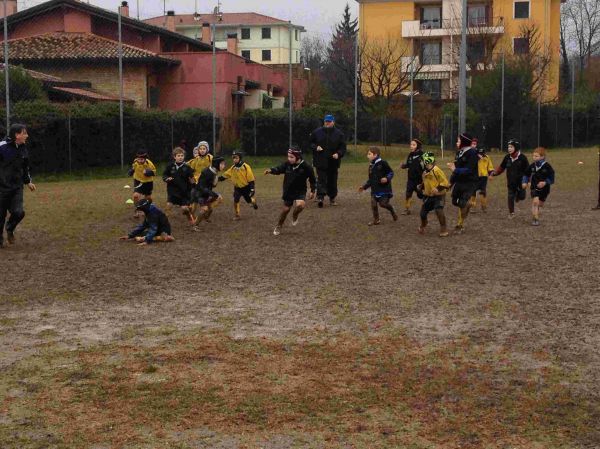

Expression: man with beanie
xmin=309 ymin=114 xmax=346 ymax=208
xmin=0 ymin=124 xmax=35 ymax=248
xmin=447 ymin=133 xmax=479 ymax=233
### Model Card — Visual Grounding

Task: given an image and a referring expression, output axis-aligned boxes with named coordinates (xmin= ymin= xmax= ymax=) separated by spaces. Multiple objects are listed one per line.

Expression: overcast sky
xmin=20 ymin=0 xmax=358 ymax=37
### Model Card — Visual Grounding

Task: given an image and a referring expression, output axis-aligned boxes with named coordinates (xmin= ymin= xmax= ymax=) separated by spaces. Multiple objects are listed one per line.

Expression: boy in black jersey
xmin=162 ymin=147 xmax=195 ymax=223
xmin=522 ymin=147 xmax=555 ymax=226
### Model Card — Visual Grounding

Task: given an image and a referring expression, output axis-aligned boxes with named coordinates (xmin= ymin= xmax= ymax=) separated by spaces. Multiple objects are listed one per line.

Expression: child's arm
xmin=127 ymin=162 xmax=135 ymax=177
xmin=400 ymin=154 xmax=409 ymax=169
xmin=144 ymin=160 xmax=156 ymax=177
xmin=490 ymin=156 xmax=507 ymax=177
xmin=307 ymin=165 xmax=317 ymax=196
xmin=435 ymin=167 xmax=451 ymax=191
xmin=382 ymin=160 xmax=394 ymax=183
xmin=537 ymin=164 xmax=555 ymax=188
xmin=142 ymin=215 xmax=160 ymax=243
xmin=486 ymin=157 xmax=495 ymax=175
xmin=127 ymin=220 xmax=148 ymax=239
xmin=265 ymin=163 xmax=286 ymax=175
xmin=162 ymin=165 xmax=173 ymax=182
xmin=245 ymin=164 xmax=256 ymax=182
xmin=521 ymin=164 xmax=533 ymax=189
xmin=218 ymin=166 xmax=233 ymax=182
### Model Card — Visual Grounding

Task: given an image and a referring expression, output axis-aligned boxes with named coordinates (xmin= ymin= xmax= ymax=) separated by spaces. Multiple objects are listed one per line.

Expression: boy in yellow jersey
xmin=417 ymin=152 xmax=450 ymax=237
xmin=127 ymin=150 xmax=156 ymax=216
xmin=188 ymin=141 xmax=213 ymax=182
xmin=470 ymin=144 xmax=495 ymax=212
xmin=219 ymin=151 xmax=258 ymax=220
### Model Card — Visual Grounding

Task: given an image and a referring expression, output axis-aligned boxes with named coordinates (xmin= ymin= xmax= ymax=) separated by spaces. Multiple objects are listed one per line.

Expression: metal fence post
xmin=253 ymin=113 xmax=257 ymax=156
xmin=500 ymin=53 xmax=505 ymax=151
xmin=118 ymin=4 xmax=124 ymax=169
xmin=288 ymin=21 xmax=293 ymax=148
xmin=571 ymin=62 xmax=575 ymax=149
xmin=68 ymin=114 xmax=72 ymax=174
xmin=4 ymin=0 xmax=10 ymax=131
xmin=211 ymin=23 xmax=217 ymax=154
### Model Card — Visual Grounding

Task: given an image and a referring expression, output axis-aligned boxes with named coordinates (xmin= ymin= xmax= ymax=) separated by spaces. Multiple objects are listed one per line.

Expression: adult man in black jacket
xmin=0 ymin=124 xmax=35 ymax=247
xmin=309 ymin=114 xmax=346 ymax=207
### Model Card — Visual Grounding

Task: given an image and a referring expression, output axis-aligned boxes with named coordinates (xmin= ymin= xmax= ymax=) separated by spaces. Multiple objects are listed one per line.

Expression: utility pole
xmin=500 ymin=53 xmax=505 ymax=151
xmin=354 ymin=34 xmax=358 ymax=152
xmin=118 ymin=4 xmax=124 ymax=169
xmin=212 ymin=23 xmax=217 ymax=153
xmin=3 ymin=0 xmax=10 ymax=130
xmin=458 ymin=0 xmax=468 ymax=133
xmin=288 ymin=21 xmax=293 ymax=148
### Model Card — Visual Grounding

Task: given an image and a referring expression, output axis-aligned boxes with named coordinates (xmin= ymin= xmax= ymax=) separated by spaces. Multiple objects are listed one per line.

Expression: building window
xmin=295 ymin=29 xmax=299 ymax=41
xmin=420 ymin=6 xmax=441 ymax=29
xmin=514 ymin=1 xmax=529 ymax=19
xmin=262 ymin=27 xmax=271 ymax=39
xmin=513 ymin=37 xmax=529 ymax=55
xmin=420 ymin=80 xmax=441 ymax=100
xmin=467 ymin=40 xmax=485 ymax=63
xmin=468 ymin=5 xmax=488 ymax=26
xmin=421 ymin=41 xmax=442 ymax=65
xmin=241 ymin=28 xmax=251 ymax=40
xmin=262 ymin=49 xmax=272 ymax=61
xmin=241 ymin=50 xmax=251 ymax=59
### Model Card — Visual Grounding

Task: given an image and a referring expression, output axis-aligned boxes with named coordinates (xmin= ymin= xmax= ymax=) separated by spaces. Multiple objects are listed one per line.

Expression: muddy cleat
xmin=330 ymin=199 xmax=338 ymax=206
xmin=392 ymin=212 xmax=399 ymax=221
xmin=368 ymin=220 xmax=381 ymax=226
xmin=292 ymin=217 xmax=299 ymax=227
xmin=273 ymin=225 xmax=282 ymax=236
xmin=532 ymin=219 xmax=540 ymax=226
xmin=508 ymin=213 xmax=515 ymax=219
xmin=317 ymin=199 xmax=324 ymax=208
xmin=252 ymin=202 xmax=258 ymax=210
xmin=454 ymin=225 xmax=464 ymax=235
xmin=417 ymin=226 xmax=425 ymax=235
xmin=6 ymin=231 xmax=15 ymax=244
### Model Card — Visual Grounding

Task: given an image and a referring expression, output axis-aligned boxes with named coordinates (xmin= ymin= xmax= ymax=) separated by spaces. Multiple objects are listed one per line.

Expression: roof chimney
xmin=119 ymin=1 xmax=129 ymax=18
xmin=201 ymin=22 xmax=211 ymax=43
xmin=0 ymin=0 xmax=17 ymax=19
xmin=165 ymin=10 xmax=176 ymax=32
xmin=227 ymin=33 xmax=237 ymax=55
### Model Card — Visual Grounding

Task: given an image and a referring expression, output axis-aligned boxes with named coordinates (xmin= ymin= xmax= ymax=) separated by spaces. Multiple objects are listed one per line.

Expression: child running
xmin=470 ymin=146 xmax=495 ymax=212
xmin=162 ymin=147 xmax=195 ymax=223
xmin=188 ymin=141 xmax=213 ymax=183
xmin=219 ymin=151 xmax=258 ymax=221
xmin=447 ymin=133 xmax=479 ymax=234
xmin=264 ymin=146 xmax=316 ymax=236
xmin=490 ymin=139 xmax=529 ymax=219
xmin=522 ymin=147 xmax=555 ymax=226
xmin=191 ymin=156 xmax=226 ymax=228
xmin=120 ymin=199 xmax=174 ymax=246
xmin=417 ymin=152 xmax=450 ymax=237
xmin=128 ymin=150 xmax=156 ymax=204
xmin=358 ymin=146 xmax=398 ymax=226
xmin=400 ymin=138 xmax=424 ymax=215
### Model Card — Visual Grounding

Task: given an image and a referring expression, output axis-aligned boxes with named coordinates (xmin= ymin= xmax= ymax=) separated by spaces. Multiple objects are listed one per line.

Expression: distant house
xmin=144 ymin=11 xmax=305 ymax=65
xmin=0 ymin=0 xmax=307 ymax=119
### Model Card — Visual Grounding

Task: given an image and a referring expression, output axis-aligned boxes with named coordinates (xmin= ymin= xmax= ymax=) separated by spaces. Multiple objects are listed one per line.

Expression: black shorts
xmin=475 ymin=176 xmax=488 ymax=194
xmin=531 ymin=186 xmax=550 ymax=202
xmin=421 ymin=195 xmax=445 ymax=214
xmin=167 ymin=193 xmax=191 ymax=206
xmin=234 ymin=185 xmax=254 ymax=204
xmin=507 ymin=184 xmax=526 ymax=202
xmin=134 ymin=180 xmax=153 ymax=196
xmin=283 ymin=195 xmax=306 ymax=207
xmin=406 ymin=179 xmax=421 ymax=198
xmin=452 ymin=182 xmax=476 ymax=208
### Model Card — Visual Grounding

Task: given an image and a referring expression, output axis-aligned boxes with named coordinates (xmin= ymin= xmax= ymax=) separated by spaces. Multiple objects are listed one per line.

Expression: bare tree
xmin=563 ymin=0 xmax=600 ymax=73
xmin=512 ymin=23 xmax=553 ymax=100
xmin=358 ymin=35 xmax=420 ymax=117
xmin=300 ymin=35 xmax=328 ymax=72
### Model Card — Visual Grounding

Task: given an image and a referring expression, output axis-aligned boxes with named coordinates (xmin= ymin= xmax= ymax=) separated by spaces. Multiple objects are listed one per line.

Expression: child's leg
xmin=418 ymin=203 xmax=428 ymax=234
xmin=379 ymin=197 xmax=398 ymax=220
xmin=370 ymin=197 xmax=380 ymax=224
xmin=292 ymin=200 xmax=306 ymax=222
xmin=532 ymin=197 xmax=540 ymax=220
xmin=165 ymin=202 xmax=173 ymax=215
xmin=470 ymin=193 xmax=477 ymax=209
xmin=480 ymin=192 xmax=488 ymax=211
xmin=234 ymin=200 xmax=241 ymax=219
xmin=277 ymin=205 xmax=292 ymax=227
xmin=435 ymin=209 xmax=448 ymax=235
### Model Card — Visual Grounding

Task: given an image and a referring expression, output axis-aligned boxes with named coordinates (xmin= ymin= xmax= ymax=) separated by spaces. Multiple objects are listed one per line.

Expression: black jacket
xmin=0 ymin=139 xmax=31 ymax=193
xmin=362 ymin=157 xmax=394 ymax=196
xmin=523 ymin=160 xmax=555 ymax=188
xmin=497 ymin=152 xmax=530 ymax=187
xmin=193 ymin=167 xmax=220 ymax=199
xmin=270 ymin=159 xmax=316 ymax=200
xmin=450 ymin=147 xmax=479 ymax=184
xmin=309 ymin=126 xmax=347 ymax=170
xmin=163 ymin=162 xmax=194 ymax=198
xmin=401 ymin=149 xmax=424 ymax=183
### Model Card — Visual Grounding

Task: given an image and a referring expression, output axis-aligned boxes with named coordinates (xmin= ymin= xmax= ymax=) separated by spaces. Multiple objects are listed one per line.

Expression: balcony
xmin=402 ymin=17 xmax=504 ymax=39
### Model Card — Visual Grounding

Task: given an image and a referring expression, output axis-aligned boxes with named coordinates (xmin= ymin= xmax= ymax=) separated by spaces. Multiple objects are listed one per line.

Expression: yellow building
xmin=356 ymin=0 xmax=563 ymax=101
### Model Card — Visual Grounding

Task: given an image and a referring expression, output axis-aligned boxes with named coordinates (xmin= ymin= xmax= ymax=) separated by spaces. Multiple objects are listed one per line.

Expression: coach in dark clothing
xmin=0 ymin=124 xmax=35 ymax=247
xmin=309 ymin=114 xmax=346 ymax=207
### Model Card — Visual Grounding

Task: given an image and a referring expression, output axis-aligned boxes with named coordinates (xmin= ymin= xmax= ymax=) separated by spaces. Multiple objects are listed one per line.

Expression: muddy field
xmin=1 ymin=147 xmax=599 ymax=448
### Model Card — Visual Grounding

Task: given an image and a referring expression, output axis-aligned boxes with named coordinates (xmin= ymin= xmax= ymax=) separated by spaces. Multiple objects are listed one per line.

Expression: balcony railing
xmin=403 ymin=16 xmax=504 ymax=38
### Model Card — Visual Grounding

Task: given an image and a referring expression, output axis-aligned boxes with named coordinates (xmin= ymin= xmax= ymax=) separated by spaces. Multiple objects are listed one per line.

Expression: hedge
xmin=0 ymin=101 xmax=219 ymax=173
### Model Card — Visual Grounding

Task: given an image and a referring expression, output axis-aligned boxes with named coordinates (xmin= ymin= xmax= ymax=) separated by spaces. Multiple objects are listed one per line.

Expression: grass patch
xmin=1 ymin=331 xmax=597 ymax=448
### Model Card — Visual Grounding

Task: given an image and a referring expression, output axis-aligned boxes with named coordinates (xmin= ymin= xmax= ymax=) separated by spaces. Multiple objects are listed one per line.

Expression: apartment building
xmin=357 ymin=0 xmax=563 ymax=101
xmin=145 ymin=12 xmax=305 ymax=65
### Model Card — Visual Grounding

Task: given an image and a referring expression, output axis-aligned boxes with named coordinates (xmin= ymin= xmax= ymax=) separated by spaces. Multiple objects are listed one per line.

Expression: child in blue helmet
xmin=120 ymin=199 xmax=174 ymax=246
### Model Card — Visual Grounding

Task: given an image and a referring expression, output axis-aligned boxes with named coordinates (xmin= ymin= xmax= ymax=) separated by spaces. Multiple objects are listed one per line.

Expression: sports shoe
xmin=439 ymin=231 xmax=450 ymax=237
xmin=417 ymin=226 xmax=425 ymax=235
xmin=273 ymin=226 xmax=282 ymax=236
xmin=532 ymin=219 xmax=540 ymax=226
xmin=508 ymin=213 xmax=515 ymax=219
xmin=368 ymin=220 xmax=381 ymax=226
xmin=392 ymin=212 xmax=399 ymax=221
xmin=330 ymin=199 xmax=338 ymax=206
xmin=6 ymin=231 xmax=14 ymax=245
xmin=454 ymin=225 xmax=464 ymax=235
xmin=317 ymin=199 xmax=324 ymax=208
xmin=292 ymin=217 xmax=299 ymax=226
xmin=253 ymin=202 xmax=258 ymax=210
